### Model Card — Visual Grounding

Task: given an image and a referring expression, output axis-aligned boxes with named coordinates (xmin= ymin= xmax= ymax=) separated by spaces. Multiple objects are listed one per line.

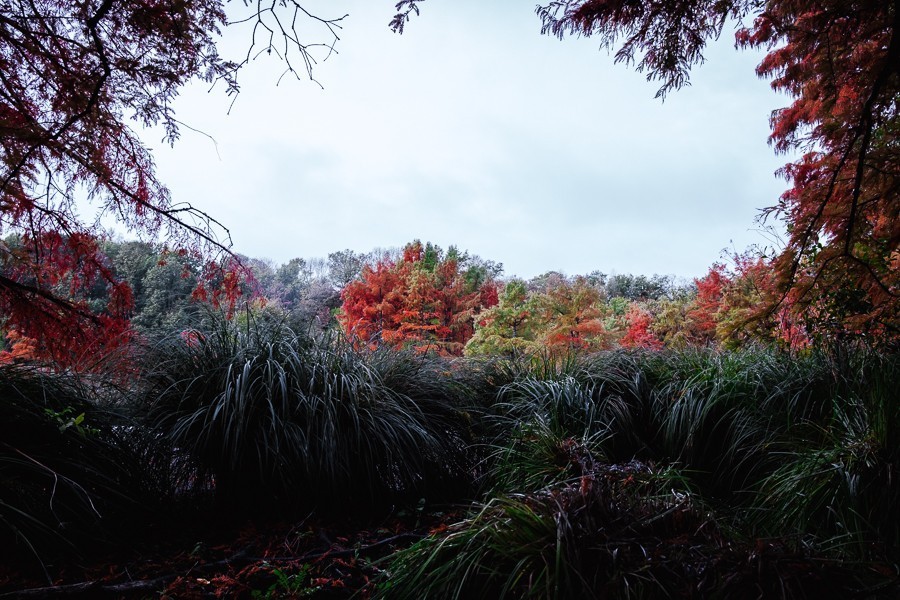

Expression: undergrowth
xmin=3 ymin=339 xmax=898 ymax=597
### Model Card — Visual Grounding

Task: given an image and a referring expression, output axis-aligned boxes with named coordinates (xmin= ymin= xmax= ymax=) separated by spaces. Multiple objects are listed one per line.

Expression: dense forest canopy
xmin=0 ymin=236 xmax=829 ymax=364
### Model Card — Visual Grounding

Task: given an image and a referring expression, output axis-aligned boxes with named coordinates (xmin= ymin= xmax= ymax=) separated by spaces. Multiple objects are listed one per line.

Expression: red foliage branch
xmin=1 ymin=2 xmax=345 ymax=364
xmin=534 ymin=0 xmax=899 ymax=343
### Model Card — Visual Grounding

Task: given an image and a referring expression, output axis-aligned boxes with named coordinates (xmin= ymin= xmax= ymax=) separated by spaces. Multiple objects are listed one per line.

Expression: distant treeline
xmin=2 ymin=237 xmax=879 ymax=362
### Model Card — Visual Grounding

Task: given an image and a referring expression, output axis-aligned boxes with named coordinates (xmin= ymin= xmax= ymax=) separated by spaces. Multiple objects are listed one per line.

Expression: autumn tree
xmin=0 ymin=1 xmax=348 ymax=364
xmin=638 ymin=256 xmax=811 ymax=350
xmin=620 ymin=303 xmax=662 ymax=350
xmin=530 ymin=275 xmax=613 ymax=352
xmin=737 ymin=1 xmax=900 ymax=344
xmin=713 ymin=253 xmax=811 ymax=350
xmin=0 ymin=327 xmax=37 ymax=363
xmin=648 ymin=295 xmax=693 ymax=349
xmin=340 ymin=259 xmax=405 ymax=345
xmin=465 ymin=279 xmax=537 ymax=356
xmin=685 ymin=264 xmax=727 ymax=346
xmin=468 ymin=274 xmax=622 ymax=355
xmin=339 ymin=241 xmax=499 ymax=355
xmin=0 ymin=233 xmax=134 ymax=366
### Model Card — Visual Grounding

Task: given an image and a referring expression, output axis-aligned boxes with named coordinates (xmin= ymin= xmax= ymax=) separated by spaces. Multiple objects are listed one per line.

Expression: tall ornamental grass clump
xmin=486 ymin=349 xmax=801 ymax=504
xmin=756 ymin=351 xmax=900 ymax=558
xmin=377 ymin=455 xmax=883 ymax=600
xmin=376 ymin=459 xmax=697 ymax=600
xmin=0 ymin=365 xmax=159 ymax=577
xmin=144 ymin=317 xmax=479 ymax=512
xmin=482 ymin=347 xmax=900 ymax=548
xmin=379 ymin=348 xmax=900 ymax=598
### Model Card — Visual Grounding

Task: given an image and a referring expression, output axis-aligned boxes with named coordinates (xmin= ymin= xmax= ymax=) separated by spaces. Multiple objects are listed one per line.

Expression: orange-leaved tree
xmin=339 ymin=241 xmax=499 ymax=355
xmin=530 ymin=275 xmax=614 ymax=352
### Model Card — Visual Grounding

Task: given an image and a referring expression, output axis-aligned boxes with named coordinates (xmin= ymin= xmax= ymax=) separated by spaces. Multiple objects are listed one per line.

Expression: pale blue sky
xmin=142 ymin=1 xmax=791 ymax=280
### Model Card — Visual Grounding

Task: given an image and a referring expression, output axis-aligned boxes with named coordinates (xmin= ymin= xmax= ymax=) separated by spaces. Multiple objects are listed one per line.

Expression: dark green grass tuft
xmin=144 ymin=317 xmax=479 ymax=513
xmin=478 ymin=348 xmax=900 ymax=558
xmin=755 ymin=352 xmax=900 ymax=558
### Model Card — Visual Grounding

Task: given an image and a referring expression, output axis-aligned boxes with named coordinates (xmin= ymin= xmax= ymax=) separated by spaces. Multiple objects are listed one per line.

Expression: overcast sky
xmin=141 ymin=1 xmax=791 ymax=281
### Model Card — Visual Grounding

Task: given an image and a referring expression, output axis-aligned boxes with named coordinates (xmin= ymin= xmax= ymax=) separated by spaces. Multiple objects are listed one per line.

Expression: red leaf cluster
xmin=621 ymin=304 xmax=662 ymax=350
xmin=339 ymin=241 xmax=498 ymax=355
